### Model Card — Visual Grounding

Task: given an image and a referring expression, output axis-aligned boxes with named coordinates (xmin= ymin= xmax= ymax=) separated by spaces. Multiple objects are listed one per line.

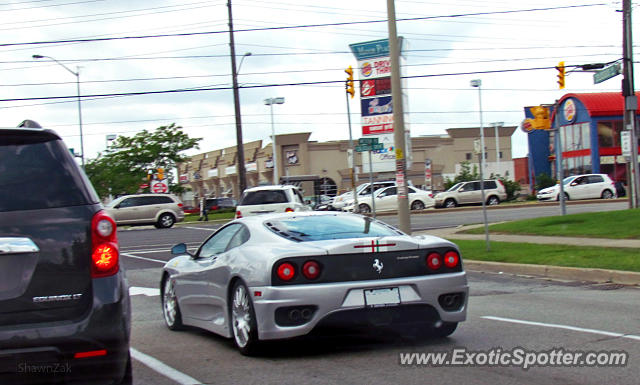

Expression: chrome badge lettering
xmin=33 ymin=294 xmax=82 ymax=303
xmin=372 ymin=259 xmax=384 ymax=274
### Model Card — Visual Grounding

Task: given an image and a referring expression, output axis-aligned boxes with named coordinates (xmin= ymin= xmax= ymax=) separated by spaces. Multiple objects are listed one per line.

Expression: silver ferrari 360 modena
xmin=161 ymin=211 xmax=468 ymax=355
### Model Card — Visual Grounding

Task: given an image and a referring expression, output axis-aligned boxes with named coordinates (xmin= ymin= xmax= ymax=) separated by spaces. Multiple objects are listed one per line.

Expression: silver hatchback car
xmin=105 ymin=193 xmax=185 ymax=228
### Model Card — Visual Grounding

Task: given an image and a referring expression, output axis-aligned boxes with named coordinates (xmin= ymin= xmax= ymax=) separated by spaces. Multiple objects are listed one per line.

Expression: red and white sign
xmin=359 ymin=57 xmax=391 ymax=79
xmin=179 ymin=174 xmax=188 ymax=183
xmin=362 ymin=114 xmax=394 ymax=135
xmin=151 ymin=180 xmax=168 ymax=194
xmin=360 ymin=77 xmax=391 ymax=98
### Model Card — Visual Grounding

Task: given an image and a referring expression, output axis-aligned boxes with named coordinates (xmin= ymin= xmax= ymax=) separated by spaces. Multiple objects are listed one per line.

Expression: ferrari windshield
xmin=265 ymin=214 xmax=402 ymax=241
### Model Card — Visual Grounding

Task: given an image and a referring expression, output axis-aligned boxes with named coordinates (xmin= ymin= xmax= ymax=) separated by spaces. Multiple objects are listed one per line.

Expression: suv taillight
xmin=236 ymin=210 xmax=242 ymax=219
xmin=91 ymin=210 xmax=119 ymax=278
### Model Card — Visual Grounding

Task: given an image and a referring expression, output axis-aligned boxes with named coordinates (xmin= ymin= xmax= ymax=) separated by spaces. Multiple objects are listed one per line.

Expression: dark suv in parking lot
xmin=0 ymin=122 xmax=131 ymax=384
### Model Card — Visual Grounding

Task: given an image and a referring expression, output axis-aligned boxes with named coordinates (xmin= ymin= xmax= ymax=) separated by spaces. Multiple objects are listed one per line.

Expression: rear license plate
xmin=364 ymin=287 xmax=400 ymax=307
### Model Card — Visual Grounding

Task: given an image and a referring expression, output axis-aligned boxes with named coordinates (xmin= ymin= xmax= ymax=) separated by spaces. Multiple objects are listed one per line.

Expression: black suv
xmin=0 ymin=122 xmax=131 ymax=384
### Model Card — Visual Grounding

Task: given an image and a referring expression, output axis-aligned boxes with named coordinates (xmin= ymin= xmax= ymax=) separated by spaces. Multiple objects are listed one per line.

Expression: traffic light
xmin=157 ymin=167 xmax=164 ymax=180
xmin=556 ymin=61 xmax=565 ymax=89
xmin=345 ymin=66 xmax=355 ymax=98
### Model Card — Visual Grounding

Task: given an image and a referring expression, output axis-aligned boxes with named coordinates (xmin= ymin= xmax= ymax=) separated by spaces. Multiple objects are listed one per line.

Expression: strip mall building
xmin=526 ymin=92 xmax=640 ymax=185
xmin=177 ymin=126 xmax=516 ymax=202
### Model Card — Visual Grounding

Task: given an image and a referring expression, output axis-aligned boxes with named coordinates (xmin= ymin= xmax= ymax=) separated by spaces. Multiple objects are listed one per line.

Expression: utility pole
xmin=622 ymin=0 xmax=639 ymax=208
xmin=227 ymin=0 xmax=247 ymax=195
xmin=387 ymin=0 xmax=411 ymax=234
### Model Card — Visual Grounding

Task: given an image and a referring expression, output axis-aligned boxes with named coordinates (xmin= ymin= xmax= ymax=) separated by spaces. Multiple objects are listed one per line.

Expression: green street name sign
xmin=358 ymin=137 xmax=379 ymax=145
xmin=594 ymin=63 xmax=621 ymax=84
xmin=355 ymin=143 xmax=384 ymax=152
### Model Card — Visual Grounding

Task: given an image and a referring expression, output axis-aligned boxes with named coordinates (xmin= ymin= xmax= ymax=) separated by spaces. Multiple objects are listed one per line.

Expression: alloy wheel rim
xmin=232 ymin=285 xmax=251 ymax=348
xmin=162 ymin=216 xmax=173 ymax=227
xmin=163 ymin=279 xmax=177 ymax=325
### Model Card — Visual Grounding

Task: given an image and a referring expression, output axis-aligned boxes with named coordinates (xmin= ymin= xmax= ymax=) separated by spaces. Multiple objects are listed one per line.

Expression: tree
xmin=444 ymin=161 xmax=479 ymax=190
xmin=85 ymin=124 xmax=201 ymax=199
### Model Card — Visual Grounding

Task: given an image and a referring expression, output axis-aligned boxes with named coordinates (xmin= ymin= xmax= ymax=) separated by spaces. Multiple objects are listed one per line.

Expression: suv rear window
xmin=0 ymin=132 xmax=95 ymax=212
xmin=240 ymin=190 xmax=288 ymax=205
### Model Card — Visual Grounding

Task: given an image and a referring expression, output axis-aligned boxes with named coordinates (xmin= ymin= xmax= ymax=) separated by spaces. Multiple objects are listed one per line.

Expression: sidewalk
xmin=415 ymin=226 xmax=640 ymax=286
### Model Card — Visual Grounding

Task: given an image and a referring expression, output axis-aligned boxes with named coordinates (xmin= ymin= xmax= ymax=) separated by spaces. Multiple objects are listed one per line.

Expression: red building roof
xmin=559 ymin=92 xmax=640 ymax=117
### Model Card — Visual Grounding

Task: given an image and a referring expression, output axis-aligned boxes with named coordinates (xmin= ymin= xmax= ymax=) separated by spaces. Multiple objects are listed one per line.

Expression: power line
xmin=0 ymin=3 xmax=607 ymax=47
xmin=0 ymin=64 xmax=568 ymax=103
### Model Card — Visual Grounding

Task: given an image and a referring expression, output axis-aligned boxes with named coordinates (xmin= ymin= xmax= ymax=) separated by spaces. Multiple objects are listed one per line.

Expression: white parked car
xmin=331 ymin=180 xmax=396 ymax=210
xmin=345 ymin=185 xmax=435 ymax=213
xmin=235 ymin=185 xmax=311 ymax=218
xmin=536 ymin=174 xmax=616 ymax=201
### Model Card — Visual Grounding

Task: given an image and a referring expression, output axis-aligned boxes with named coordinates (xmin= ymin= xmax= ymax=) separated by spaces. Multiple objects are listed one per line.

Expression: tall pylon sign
xmin=349 ymin=38 xmax=411 ymax=173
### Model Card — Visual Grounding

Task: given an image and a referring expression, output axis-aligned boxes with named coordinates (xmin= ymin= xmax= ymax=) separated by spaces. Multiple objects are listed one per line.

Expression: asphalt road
xmin=119 ymin=201 xmax=639 ymax=385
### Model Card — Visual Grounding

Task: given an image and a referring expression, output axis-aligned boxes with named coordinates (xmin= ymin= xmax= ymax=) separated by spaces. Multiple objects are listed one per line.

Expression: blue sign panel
xmin=349 ymin=39 xmax=390 ymax=60
xmin=361 ymin=96 xmax=393 ymax=117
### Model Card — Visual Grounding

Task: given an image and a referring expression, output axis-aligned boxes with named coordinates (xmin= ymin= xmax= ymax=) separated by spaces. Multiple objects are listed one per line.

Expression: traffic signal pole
xmin=344 ymin=68 xmax=359 ymax=212
xmin=622 ymin=0 xmax=639 ymax=208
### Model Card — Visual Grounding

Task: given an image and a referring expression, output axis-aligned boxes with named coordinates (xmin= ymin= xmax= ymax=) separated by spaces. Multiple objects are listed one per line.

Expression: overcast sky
xmin=1 ymin=0 xmax=635 ymax=162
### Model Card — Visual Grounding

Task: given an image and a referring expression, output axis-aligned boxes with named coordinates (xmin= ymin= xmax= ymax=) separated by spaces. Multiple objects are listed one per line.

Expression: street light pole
xmin=32 ymin=54 xmax=84 ymax=169
xmin=265 ymin=97 xmax=285 ymax=185
xmin=471 ymin=79 xmax=490 ymax=251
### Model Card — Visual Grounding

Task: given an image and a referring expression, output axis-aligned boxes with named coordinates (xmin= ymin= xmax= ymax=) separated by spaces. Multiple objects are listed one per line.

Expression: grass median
xmin=456 ymin=240 xmax=640 ymax=272
xmin=457 ymin=208 xmax=639 ymax=272
xmin=464 ymin=208 xmax=640 ymax=239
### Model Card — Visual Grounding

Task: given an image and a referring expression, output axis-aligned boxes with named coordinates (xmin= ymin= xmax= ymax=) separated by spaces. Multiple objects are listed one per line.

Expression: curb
xmin=464 ymin=260 xmax=640 ymax=286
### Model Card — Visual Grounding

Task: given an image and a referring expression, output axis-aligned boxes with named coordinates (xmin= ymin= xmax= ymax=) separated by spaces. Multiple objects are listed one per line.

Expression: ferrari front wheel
xmin=230 ymin=281 xmax=260 ymax=355
xmin=162 ymin=276 xmax=184 ymax=330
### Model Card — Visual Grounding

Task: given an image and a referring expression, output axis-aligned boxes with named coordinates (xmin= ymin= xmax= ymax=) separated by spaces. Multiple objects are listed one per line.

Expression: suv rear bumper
xmin=0 ymin=272 xmax=131 ymax=385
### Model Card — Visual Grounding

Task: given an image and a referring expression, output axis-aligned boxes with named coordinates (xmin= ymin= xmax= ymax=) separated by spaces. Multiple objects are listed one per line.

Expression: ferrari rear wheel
xmin=231 ymin=281 xmax=259 ymax=355
xmin=162 ymin=276 xmax=184 ymax=330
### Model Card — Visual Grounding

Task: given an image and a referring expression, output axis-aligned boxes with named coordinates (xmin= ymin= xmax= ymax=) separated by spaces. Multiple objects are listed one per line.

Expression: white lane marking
xmin=130 ymin=347 xmax=202 ymax=385
xmin=121 ymin=252 xmax=166 ymax=264
xmin=129 ymin=286 xmax=160 ymax=296
xmin=184 ymin=226 xmax=217 ymax=231
xmin=483 ymin=316 xmax=640 ymax=341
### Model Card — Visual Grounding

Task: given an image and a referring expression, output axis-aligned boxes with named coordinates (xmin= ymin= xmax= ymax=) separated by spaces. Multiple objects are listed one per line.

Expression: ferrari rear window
xmin=265 ymin=214 xmax=402 ymax=242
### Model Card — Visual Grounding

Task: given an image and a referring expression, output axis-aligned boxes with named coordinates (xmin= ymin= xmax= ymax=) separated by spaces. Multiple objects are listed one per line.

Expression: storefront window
xmin=561 ymin=123 xmax=589 ymax=151
xmin=598 ymin=120 xmax=622 ymax=148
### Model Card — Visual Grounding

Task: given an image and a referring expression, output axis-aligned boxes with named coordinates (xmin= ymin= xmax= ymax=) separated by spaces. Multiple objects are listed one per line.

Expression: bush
xmin=535 ymin=173 xmax=557 ymax=192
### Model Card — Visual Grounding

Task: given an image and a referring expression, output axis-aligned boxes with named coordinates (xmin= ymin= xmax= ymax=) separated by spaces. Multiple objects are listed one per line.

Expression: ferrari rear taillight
xmin=277 ymin=262 xmax=296 ymax=281
xmin=285 ymin=207 xmax=294 ymax=212
xmin=91 ymin=210 xmax=119 ymax=278
xmin=302 ymin=261 xmax=321 ymax=280
xmin=444 ymin=251 xmax=460 ymax=268
xmin=426 ymin=252 xmax=442 ymax=270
